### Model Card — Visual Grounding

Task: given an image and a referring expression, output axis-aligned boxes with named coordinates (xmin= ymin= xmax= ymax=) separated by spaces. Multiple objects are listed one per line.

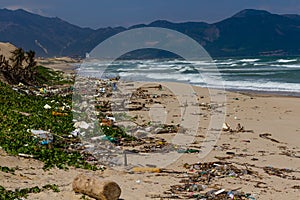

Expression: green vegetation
xmin=35 ymin=65 xmax=72 ymax=85
xmin=0 ymin=81 xmax=97 ymax=170
xmin=0 ymin=184 xmax=59 ymax=199
xmin=100 ymin=126 xmax=136 ymax=142
xmin=0 ymin=48 xmax=37 ymax=85
xmin=0 ymin=48 xmax=71 ymax=86
xmin=0 ymin=46 xmax=140 ymax=174
xmin=0 ymin=166 xmax=15 ymax=174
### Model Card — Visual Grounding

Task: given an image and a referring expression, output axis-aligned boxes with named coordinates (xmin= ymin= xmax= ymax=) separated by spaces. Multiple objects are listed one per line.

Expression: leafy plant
xmin=99 ymin=125 xmax=136 ymax=142
xmin=35 ymin=65 xmax=73 ymax=85
xmin=0 ymin=184 xmax=60 ymax=199
xmin=0 ymin=81 xmax=97 ymax=170
xmin=0 ymin=166 xmax=15 ymax=174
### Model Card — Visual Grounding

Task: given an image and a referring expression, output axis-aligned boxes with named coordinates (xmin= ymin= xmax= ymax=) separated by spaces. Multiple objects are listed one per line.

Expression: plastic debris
xmin=70 ymin=129 xmax=80 ymax=137
xmin=52 ymin=111 xmax=68 ymax=116
xmin=43 ymin=104 xmax=51 ymax=109
xmin=228 ymin=191 xmax=235 ymax=199
xmin=222 ymin=123 xmax=253 ymax=133
xmin=177 ymin=148 xmax=200 ymax=153
xmin=106 ymin=116 xmax=116 ymax=122
xmin=222 ymin=122 xmax=231 ymax=131
xmin=39 ymin=87 xmax=46 ymax=94
xmin=74 ymin=121 xmax=90 ymax=129
xmin=18 ymin=153 xmax=35 ymax=158
xmin=215 ymin=188 xmax=225 ymax=195
xmin=132 ymin=167 xmax=162 ymax=173
xmin=167 ymin=161 xmax=256 ymax=199
xmin=30 ymin=129 xmax=53 ymax=145
xmin=99 ymin=87 xmax=105 ymax=93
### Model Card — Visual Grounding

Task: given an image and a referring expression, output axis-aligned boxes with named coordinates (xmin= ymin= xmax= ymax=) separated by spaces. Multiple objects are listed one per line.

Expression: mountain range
xmin=0 ymin=8 xmax=300 ymax=58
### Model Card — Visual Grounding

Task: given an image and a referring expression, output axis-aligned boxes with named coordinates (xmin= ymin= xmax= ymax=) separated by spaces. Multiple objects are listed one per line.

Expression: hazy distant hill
xmin=0 ymin=8 xmax=124 ymax=57
xmin=0 ymin=8 xmax=300 ymax=58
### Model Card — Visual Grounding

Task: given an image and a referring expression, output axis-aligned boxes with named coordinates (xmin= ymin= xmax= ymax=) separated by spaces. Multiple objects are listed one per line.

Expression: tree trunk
xmin=72 ymin=174 xmax=121 ymax=200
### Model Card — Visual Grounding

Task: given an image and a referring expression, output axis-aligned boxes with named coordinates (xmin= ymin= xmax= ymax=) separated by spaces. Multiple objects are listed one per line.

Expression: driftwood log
xmin=73 ymin=174 xmax=121 ymax=200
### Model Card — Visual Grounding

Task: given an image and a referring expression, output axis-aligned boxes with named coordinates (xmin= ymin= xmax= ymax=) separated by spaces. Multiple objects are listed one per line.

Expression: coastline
xmin=1 ymin=61 xmax=298 ymax=199
xmin=226 ymin=88 xmax=300 ymax=98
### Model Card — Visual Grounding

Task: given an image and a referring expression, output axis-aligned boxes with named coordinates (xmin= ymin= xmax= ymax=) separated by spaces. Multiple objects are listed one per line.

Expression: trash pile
xmin=72 ymin=78 xmax=191 ymax=165
xmin=12 ymin=82 xmax=74 ymax=97
xmin=123 ymin=137 xmax=171 ymax=153
xmin=163 ymin=161 xmax=256 ymax=199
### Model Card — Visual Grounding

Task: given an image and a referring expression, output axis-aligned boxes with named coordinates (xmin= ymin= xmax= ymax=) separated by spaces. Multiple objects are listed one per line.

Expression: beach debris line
xmin=263 ymin=166 xmax=299 ymax=180
xmin=161 ymin=161 xmax=257 ymax=199
xmin=73 ymin=173 xmax=121 ymax=200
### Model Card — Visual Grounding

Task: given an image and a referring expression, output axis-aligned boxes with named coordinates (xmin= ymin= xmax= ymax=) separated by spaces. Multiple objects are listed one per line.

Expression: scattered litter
xmin=236 ymin=123 xmax=244 ymax=132
xmin=222 ymin=123 xmax=231 ymax=131
xmin=18 ymin=153 xmax=35 ymax=158
xmin=30 ymin=129 xmax=53 ymax=145
xmin=43 ymin=104 xmax=51 ymax=109
xmin=100 ymin=118 xmax=114 ymax=126
xmin=259 ymin=133 xmax=280 ymax=143
xmin=154 ymin=124 xmax=179 ymax=134
xmin=106 ymin=116 xmax=116 ymax=122
xmin=132 ymin=167 xmax=162 ymax=173
xmin=146 ymin=164 xmax=157 ymax=168
xmin=222 ymin=123 xmax=253 ymax=133
xmin=74 ymin=121 xmax=90 ymax=129
xmin=39 ymin=87 xmax=46 ymax=94
xmin=13 ymin=110 xmax=31 ymax=116
xmin=177 ymin=148 xmax=200 ymax=154
xmin=214 ymin=188 xmax=225 ymax=195
xmin=99 ymin=87 xmax=105 ymax=93
xmin=164 ymin=161 xmax=256 ymax=199
xmin=70 ymin=129 xmax=80 ymax=137
xmin=263 ymin=166 xmax=299 ymax=180
xmin=52 ymin=111 xmax=68 ymax=116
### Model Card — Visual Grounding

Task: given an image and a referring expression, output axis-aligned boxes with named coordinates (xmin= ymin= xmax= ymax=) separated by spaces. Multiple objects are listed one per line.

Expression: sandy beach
xmin=0 ymin=62 xmax=299 ymax=200
xmin=1 ymin=0 xmax=300 ymax=198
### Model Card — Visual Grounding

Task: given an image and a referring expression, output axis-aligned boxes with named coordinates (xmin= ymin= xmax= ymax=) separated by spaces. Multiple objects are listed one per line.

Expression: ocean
xmin=77 ymin=56 xmax=300 ymax=96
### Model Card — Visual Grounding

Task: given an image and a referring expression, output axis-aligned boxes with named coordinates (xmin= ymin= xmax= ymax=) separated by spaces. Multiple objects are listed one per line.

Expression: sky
xmin=0 ymin=0 xmax=300 ymax=29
